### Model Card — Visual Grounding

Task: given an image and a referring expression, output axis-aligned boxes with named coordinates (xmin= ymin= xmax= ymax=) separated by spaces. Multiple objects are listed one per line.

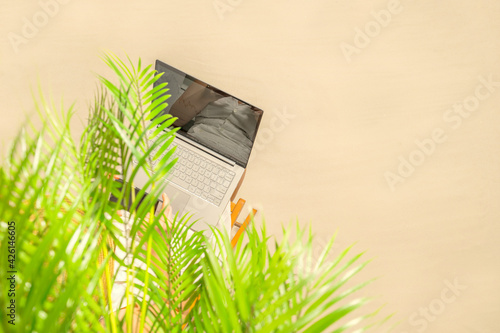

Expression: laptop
xmin=129 ymin=60 xmax=263 ymax=234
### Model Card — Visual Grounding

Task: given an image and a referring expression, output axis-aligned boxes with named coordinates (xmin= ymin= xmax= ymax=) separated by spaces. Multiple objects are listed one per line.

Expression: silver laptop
xmin=130 ymin=60 xmax=263 ymax=234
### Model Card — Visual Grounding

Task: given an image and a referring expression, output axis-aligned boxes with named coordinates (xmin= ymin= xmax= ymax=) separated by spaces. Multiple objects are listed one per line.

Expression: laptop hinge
xmin=176 ymin=135 xmax=236 ymax=167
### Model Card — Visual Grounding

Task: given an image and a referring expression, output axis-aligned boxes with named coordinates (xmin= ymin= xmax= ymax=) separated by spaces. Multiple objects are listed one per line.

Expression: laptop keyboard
xmin=137 ymin=140 xmax=236 ymax=206
xmin=132 ymin=131 xmax=236 ymax=206
xmin=170 ymin=146 xmax=235 ymax=206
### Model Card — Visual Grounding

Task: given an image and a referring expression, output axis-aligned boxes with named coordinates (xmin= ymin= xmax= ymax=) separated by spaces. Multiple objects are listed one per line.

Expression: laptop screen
xmin=153 ymin=60 xmax=263 ymax=168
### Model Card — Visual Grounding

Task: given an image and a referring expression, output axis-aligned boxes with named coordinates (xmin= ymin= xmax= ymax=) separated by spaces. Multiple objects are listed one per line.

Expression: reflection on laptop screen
xmin=154 ymin=60 xmax=263 ymax=167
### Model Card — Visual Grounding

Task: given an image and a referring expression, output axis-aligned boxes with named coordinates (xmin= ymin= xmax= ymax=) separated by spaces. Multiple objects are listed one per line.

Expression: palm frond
xmin=0 ymin=53 xmax=388 ymax=333
xmin=185 ymin=221 xmax=377 ymax=333
xmin=0 ymin=94 xmax=108 ymax=333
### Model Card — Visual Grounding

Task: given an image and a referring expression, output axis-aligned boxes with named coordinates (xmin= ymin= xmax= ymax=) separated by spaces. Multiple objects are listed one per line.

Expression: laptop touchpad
xmin=162 ymin=184 xmax=190 ymax=217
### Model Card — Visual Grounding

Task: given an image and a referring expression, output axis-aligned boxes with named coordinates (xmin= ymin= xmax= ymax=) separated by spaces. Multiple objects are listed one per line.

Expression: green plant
xmin=0 ymin=54 xmax=384 ymax=332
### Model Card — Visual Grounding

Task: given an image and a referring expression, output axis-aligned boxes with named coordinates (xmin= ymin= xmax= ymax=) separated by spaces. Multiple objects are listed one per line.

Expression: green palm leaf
xmin=0 ymin=53 xmax=389 ymax=333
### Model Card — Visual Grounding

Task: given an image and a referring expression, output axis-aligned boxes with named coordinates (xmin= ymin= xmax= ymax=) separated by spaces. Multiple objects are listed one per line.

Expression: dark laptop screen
xmin=153 ymin=60 xmax=263 ymax=168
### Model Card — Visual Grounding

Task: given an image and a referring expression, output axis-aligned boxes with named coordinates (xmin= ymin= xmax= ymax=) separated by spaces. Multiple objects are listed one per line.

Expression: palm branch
xmin=0 ymin=54 xmax=387 ymax=333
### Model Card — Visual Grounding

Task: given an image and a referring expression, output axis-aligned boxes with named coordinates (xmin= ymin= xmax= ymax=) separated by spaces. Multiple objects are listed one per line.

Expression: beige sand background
xmin=1 ymin=0 xmax=499 ymax=332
